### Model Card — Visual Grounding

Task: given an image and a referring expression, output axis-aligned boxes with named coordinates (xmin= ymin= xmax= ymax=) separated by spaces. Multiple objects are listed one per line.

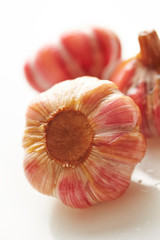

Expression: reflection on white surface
xmin=137 ymin=138 xmax=160 ymax=181
xmin=49 ymin=141 xmax=160 ymax=240
xmin=50 ymin=184 xmax=160 ymax=240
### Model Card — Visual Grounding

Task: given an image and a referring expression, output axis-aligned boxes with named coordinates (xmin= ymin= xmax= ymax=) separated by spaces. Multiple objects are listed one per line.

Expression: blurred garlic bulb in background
xmin=24 ymin=27 xmax=121 ymax=92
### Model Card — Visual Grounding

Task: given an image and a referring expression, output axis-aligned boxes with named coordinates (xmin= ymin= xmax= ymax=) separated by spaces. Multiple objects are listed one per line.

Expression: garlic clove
xmin=94 ymin=132 xmax=146 ymax=165
xmin=24 ymin=151 xmax=56 ymax=195
xmin=55 ymin=166 xmax=93 ymax=208
xmin=83 ymin=149 xmax=132 ymax=203
xmin=110 ymin=59 xmax=137 ymax=92
xmin=24 ymin=46 xmax=73 ymax=92
xmin=90 ymin=96 xmax=140 ymax=144
xmin=61 ymin=31 xmax=94 ymax=73
xmin=34 ymin=47 xmax=73 ymax=83
xmin=78 ymin=80 xmax=118 ymax=115
xmin=93 ymin=28 xmax=121 ymax=77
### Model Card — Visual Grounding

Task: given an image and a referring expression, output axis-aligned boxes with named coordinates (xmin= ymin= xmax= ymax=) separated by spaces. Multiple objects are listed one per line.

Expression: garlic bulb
xmin=23 ymin=76 xmax=146 ymax=208
xmin=111 ymin=30 xmax=160 ymax=137
xmin=24 ymin=27 xmax=121 ymax=92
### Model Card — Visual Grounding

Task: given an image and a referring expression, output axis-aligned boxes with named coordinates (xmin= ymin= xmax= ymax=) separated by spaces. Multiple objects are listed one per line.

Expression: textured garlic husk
xmin=111 ymin=30 xmax=160 ymax=138
xmin=24 ymin=27 xmax=121 ymax=92
xmin=23 ymin=76 xmax=146 ymax=208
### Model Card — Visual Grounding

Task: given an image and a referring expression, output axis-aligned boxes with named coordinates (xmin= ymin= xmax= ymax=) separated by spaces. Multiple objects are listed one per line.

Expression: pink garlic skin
xmin=111 ymin=30 xmax=160 ymax=138
xmin=111 ymin=59 xmax=160 ymax=138
xmin=24 ymin=28 xmax=121 ymax=92
xmin=23 ymin=77 xmax=146 ymax=208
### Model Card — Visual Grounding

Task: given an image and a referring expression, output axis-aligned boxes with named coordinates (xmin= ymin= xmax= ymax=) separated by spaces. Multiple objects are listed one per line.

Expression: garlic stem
xmin=138 ymin=30 xmax=160 ymax=70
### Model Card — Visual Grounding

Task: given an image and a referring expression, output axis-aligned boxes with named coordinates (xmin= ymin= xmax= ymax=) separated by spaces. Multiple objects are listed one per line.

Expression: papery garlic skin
xmin=23 ymin=76 xmax=146 ymax=208
xmin=24 ymin=28 xmax=121 ymax=92
xmin=111 ymin=30 xmax=160 ymax=138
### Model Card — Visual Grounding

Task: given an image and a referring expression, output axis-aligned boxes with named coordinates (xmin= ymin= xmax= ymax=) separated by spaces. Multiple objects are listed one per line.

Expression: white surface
xmin=0 ymin=1 xmax=160 ymax=239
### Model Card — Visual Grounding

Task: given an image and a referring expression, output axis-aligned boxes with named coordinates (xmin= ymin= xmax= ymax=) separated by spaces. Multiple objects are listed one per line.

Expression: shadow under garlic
xmin=50 ymin=183 xmax=160 ymax=240
xmin=49 ymin=138 xmax=160 ymax=240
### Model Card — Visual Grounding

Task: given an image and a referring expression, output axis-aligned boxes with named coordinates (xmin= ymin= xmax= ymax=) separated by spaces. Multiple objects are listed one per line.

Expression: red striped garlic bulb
xmin=111 ymin=30 xmax=160 ymax=138
xmin=24 ymin=27 xmax=121 ymax=92
xmin=23 ymin=76 xmax=146 ymax=208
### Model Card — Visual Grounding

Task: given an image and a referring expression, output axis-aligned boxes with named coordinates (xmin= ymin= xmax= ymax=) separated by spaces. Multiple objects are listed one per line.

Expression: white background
xmin=0 ymin=0 xmax=160 ymax=239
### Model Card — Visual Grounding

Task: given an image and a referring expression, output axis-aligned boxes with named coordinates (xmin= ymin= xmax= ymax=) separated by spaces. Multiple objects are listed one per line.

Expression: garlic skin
xmin=111 ymin=30 xmax=160 ymax=138
xmin=24 ymin=27 xmax=121 ymax=92
xmin=23 ymin=76 xmax=146 ymax=208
